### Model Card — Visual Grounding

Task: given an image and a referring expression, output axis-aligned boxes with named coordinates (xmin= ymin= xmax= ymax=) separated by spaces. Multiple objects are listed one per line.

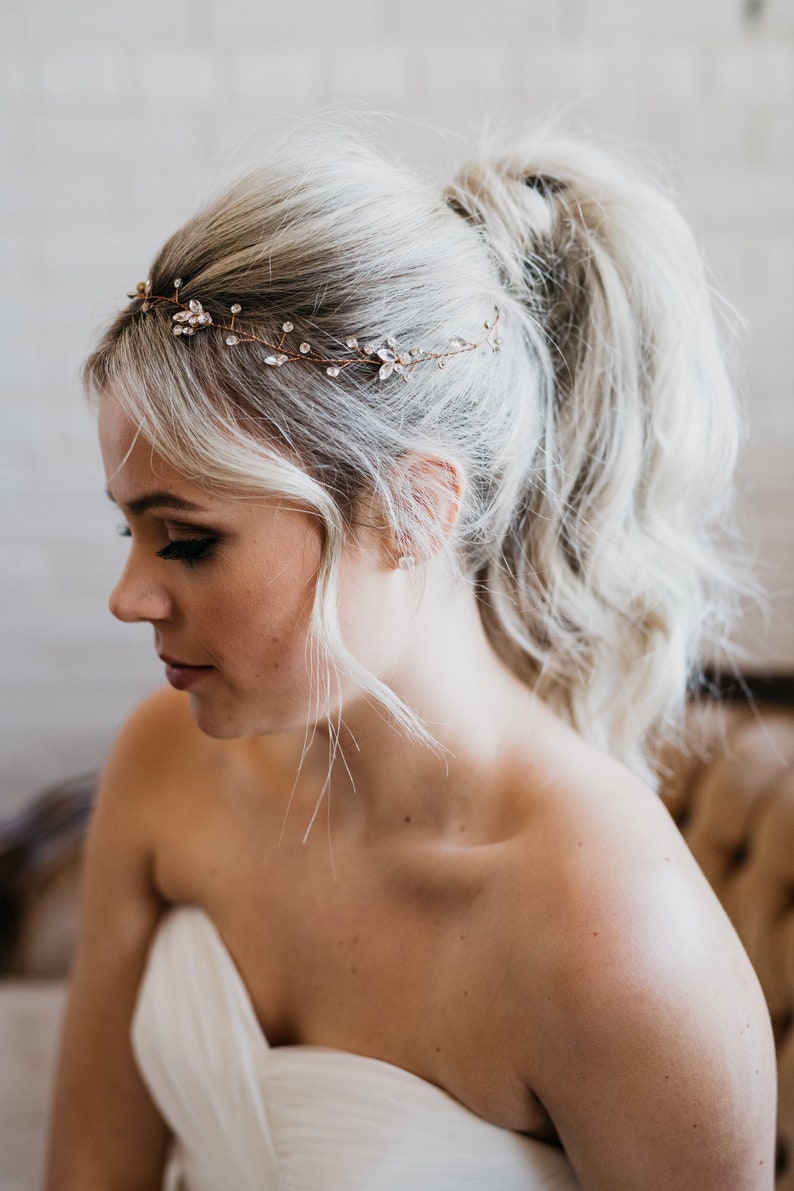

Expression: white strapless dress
xmin=132 ymin=906 xmax=580 ymax=1191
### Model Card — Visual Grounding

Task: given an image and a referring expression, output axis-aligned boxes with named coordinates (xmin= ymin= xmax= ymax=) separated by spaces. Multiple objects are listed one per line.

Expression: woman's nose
xmin=109 ymin=555 xmax=173 ymax=624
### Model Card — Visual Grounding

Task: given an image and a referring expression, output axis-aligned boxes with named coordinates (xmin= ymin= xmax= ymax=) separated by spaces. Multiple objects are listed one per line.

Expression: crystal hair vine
xmin=128 ymin=279 xmax=502 ymax=382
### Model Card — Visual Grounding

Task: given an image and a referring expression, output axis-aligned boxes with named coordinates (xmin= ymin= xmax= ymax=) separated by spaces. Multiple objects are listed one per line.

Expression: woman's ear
xmin=389 ymin=453 xmax=466 ymax=569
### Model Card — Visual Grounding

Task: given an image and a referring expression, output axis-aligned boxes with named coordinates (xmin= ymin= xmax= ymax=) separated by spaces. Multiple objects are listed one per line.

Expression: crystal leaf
xmin=172 ymin=325 xmax=183 ymax=336
xmin=197 ymin=312 xmax=212 ymax=325
xmin=189 ymin=299 xmax=203 ymax=315
xmin=377 ymin=348 xmax=397 ymax=363
xmin=226 ymin=335 xmax=239 ymax=346
xmin=386 ymin=337 xmax=397 ymax=349
xmin=449 ymin=337 xmax=465 ymax=349
xmin=326 ymin=366 xmax=340 ymax=377
xmin=363 ymin=344 xmax=375 ymax=355
xmin=299 ymin=343 xmax=311 ymax=354
xmin=378 ymin=362 xmax=394 ymax=380
xmin=182 ymin=326 xmax=195 ymax=336
xmin=172 ymin=311 xmax=191 ymax=322
xmin=345 ymin=337 xmax=358 ymax=349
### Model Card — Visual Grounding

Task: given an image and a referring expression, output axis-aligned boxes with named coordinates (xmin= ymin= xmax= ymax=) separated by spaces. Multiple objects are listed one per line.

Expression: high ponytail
xmin=445 ymin=138 xmax=740 ymax=780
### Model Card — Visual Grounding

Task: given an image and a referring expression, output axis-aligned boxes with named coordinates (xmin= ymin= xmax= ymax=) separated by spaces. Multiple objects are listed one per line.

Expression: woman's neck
xmin=272 ymin=577 xmax=549 ymax=841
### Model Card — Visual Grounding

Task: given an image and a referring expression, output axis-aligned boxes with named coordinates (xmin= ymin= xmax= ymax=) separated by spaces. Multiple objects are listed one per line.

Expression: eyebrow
xmin=105 ymin=489 xmax=209 ymax=517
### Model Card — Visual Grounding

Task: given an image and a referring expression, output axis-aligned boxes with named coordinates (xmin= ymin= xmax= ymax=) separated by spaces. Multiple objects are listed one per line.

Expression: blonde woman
xmin=46 ymin=133 xmax=776 ymax=1190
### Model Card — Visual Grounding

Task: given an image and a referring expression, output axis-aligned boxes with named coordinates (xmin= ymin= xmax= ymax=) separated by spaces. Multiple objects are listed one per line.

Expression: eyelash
xmin=157 ymin=539 xmax=217 ymax=568
xmin=116 ymin=525 xmax=217 ymax=569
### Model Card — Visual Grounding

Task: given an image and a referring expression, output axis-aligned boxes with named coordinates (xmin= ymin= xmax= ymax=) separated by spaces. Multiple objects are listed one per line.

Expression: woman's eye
xmin=156 ymin=538 xmax=217 ymax=569
xmin=114 ymin=522 xmax=217 ymax=568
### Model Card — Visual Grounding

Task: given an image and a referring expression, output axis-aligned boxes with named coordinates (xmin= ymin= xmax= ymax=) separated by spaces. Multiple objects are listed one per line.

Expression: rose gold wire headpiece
xmin=128 ymin=279 xmax=502 ymax=382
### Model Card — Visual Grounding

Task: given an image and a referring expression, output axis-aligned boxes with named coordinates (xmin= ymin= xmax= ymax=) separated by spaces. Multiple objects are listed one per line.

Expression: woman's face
xmin=99 ymin=396 xmax=394 ymax=740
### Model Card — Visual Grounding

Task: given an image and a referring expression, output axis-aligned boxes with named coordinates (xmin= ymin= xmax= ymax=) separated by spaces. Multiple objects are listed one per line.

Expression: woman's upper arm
xmin=45 ymin=690 xmax=180 ymax=1191
xmin=526 ymin=815 xmax=777 ymax=1191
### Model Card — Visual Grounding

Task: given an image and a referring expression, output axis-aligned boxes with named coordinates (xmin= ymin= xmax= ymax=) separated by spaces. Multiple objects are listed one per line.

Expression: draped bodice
xmin=132 ymin=906 xmax=579 ymax=1190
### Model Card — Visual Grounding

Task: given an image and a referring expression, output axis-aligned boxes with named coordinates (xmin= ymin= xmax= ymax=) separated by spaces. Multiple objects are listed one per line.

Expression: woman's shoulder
xmin=95 ymin=689 xmax=260 ymax=903
xmin=110 ymin=683 xmax=203 ymax=750
xmin=103 ymin=686 xmax=219 ymax=786
xmin=499 ymin=738 xmax=776 ymax=1186
xmin=503 ymin=713 xmax=689 ymax=910
xmin=94 ymin=687 xmax=232 ymax=841
xmin=507 ymin=737 xmax=745 ymax=1007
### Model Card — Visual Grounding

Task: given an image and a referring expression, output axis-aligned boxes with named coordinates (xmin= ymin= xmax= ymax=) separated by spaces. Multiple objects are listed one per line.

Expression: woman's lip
xmin=159 ymin=654 xmax=209 ymax=668
xmin=161 ymin=658 xmax=214 ymax=691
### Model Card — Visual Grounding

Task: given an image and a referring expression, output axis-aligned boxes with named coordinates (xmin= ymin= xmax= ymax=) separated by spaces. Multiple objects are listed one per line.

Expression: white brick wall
xmin=1 ymin=0 xmax=792 ymax=810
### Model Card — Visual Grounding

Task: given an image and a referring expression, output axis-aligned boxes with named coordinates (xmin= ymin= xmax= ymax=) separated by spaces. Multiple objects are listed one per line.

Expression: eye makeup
xmin=156 ymin=538 xmax=217 ymax=568
xmin=115 ymin=523 xmax=217 ymax=568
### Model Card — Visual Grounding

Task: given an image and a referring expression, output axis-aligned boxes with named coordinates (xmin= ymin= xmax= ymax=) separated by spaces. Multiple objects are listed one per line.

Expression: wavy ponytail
xmin=445 ymin=138 xmax=740 ymax=780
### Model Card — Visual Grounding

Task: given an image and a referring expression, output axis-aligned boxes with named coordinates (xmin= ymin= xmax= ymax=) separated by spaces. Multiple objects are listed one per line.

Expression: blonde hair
xmin=86 ymin=131 xmax=739 ymax=783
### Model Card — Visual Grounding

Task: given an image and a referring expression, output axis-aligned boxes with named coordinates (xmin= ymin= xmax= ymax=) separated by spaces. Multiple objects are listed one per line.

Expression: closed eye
xmin=157 ymin=538 xmax=217 ymax=568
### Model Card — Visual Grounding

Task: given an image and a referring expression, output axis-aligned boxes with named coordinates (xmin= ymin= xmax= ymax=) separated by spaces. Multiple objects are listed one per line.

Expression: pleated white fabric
xmin=132 ymin=906 xmax=580 ymax=1191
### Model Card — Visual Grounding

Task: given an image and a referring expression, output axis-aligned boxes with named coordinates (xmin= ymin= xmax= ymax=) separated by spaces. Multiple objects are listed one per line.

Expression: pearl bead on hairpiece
xmin=127 ymin=279 xmax=502 ymax=382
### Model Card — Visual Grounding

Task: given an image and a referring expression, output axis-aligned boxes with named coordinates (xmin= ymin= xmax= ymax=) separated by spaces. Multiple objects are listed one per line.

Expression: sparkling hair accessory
xmin=128 ymin=279 xmax=502 ymax=382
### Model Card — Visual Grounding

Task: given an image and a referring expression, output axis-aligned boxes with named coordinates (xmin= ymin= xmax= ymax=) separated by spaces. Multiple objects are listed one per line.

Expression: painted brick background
xmin=1 ymin=0 xmax=792 ymax=811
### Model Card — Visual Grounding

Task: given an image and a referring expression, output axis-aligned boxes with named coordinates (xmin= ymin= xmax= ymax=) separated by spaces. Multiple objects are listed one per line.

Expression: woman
xmin=46 ymin=131 xmax=776 ymax=1189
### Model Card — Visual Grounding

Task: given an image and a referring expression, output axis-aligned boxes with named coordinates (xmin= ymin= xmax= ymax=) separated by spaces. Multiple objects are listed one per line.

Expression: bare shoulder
xmin=101 ymin=684 xmax=210 ymax=790
xmin=503 ymin=739 xmax=777 ymax=1189
xmin=78 ymin=685 xmax=206 ymax=945
xmin=45 ymin=688 xmax=204 ymax=1186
